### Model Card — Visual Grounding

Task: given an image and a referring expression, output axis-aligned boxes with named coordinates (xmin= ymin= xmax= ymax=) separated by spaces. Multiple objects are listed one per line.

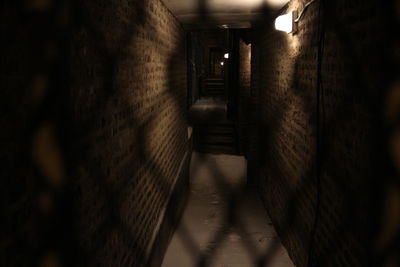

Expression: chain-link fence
xmin=1 ymin=0 xmax=399 ymax=266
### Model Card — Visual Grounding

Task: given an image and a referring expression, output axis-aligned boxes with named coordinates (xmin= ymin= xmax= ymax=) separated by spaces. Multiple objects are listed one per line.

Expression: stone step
xmin=195 ymin=144 xmax=238 ymax=155
xmin=198 ymin=135 xmax=236 ymax=144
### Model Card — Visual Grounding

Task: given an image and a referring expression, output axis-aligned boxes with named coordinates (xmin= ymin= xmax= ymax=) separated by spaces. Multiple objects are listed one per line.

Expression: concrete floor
xmin=161 ymin=152 xmax=295 ymax=267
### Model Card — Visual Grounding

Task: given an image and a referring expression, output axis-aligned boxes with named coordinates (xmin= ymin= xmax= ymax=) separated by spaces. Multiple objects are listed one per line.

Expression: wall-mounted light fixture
xmin=220 ymin=62 xmax=224 ymax=66
xmin=274 ymin=11 xmax=295 ymax=33
xmin=224 ymin=53 xmax=229 ymax=59
xmin=275 ymin=0 xmax=317 ymax=34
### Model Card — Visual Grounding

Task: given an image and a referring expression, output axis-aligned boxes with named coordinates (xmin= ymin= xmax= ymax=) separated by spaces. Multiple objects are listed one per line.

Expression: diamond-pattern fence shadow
xmin=1 ymin=0 xmax=399 ymax=266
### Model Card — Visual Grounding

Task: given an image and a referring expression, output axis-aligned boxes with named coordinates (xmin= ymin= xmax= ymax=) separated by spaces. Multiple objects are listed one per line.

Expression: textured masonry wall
xmin=238 ymin=39 xmax=261 ymax=184
xmin=238 ymin=41 xmax=251 ymax=98
xmin=69 ymin=0 xmax=188 ymax=266
xmin=1 ymin=0 xmax=187 ymax=265
xmin=249 ymin=0 xmax=386 ymax=266
xmin=238 ymin=40 xmax=256 ymax=160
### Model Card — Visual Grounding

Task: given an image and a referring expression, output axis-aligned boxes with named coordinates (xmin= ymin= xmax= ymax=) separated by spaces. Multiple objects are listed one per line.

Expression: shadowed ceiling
xmin=161 ymin=0 xmax=289 ymax=29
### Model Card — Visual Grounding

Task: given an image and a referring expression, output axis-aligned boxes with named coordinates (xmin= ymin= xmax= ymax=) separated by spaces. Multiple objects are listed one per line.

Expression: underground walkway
xmin=2 ymin=0 xmax=397 ymax=266
xmin=162 ymin=153 xmax=294 ymax=267
xmin=162 ymin=98 xmax=294 ymax=267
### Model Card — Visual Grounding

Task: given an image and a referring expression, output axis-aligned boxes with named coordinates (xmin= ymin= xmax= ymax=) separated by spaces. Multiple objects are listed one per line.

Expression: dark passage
xmin=1 ymin=0 xmax=399 ymax=267
xmin=189 ymin=98 xmax=239 ymax=155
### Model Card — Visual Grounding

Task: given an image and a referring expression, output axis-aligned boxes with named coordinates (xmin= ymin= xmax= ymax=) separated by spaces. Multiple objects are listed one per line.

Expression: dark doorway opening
xmin=208 ymin=47 xmax=224 ymax=78
xmin=187 ymin=29 xmax=246 ymax=155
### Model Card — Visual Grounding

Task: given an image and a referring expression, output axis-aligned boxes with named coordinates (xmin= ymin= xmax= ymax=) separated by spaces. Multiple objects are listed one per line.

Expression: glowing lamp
xmin=224 ymin=53 xmax=229 ymax=59
xmin=275 ymin=12 xmax=294 ymax=33
xmin=220 ymin=62 xmax=224 ymax=66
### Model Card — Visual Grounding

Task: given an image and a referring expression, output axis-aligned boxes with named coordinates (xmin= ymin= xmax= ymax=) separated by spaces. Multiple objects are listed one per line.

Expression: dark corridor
xmin=1 ymin=0 xmax=400 ymax=267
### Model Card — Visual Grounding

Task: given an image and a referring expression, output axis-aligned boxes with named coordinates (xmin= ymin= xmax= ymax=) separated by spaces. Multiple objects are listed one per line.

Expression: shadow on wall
xmin=0 ymin=0 xmax=301 ymax=267
xmin=1 ymin=0 xmax=399 ymax=266
xmin=256 ymin=11 xmax=318 ymax=266
xmin=254 ymin=0 xmax=399 ymax=266
xmin=70 ymin=0 xmax=190 ymax=266
xmin=1 ymin=0 xmax=189 ymax=266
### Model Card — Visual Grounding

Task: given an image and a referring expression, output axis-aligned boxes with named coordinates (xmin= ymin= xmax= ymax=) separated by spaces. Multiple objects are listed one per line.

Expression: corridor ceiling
xmin=161 ymin=0 xmax=289 ymax=29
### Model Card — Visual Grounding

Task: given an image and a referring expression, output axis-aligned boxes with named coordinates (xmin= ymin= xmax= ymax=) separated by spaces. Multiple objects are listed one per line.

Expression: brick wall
xmin=69 ymin=0 xmax=188 ymax=266
xmin=238 ymin=39 xmax=252 ymax=122
xmin=1 ymin=0 xmax=189 ymax=266
xmin=248 ymin=0 xmax=388 ymax=266
xmin=238 ymin=39 xmax=257 ymax=163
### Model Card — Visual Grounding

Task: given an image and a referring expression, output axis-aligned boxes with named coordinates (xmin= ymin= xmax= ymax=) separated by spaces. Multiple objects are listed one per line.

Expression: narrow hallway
xmin=1 ymin=0 xmax=399 ymax=266
xmin=162 ymin=152 xmax=294 ymax=267
xmin=162 ymin=95 xmax=294 ymax=266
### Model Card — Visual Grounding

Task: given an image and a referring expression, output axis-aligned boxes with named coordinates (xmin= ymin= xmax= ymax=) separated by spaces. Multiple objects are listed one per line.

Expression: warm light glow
xmin=275 ymin=12 xmax=294 ymax=33
xmin=209 ymin=0 xmax=289 ymax=9
xmin=224 ymin=53 xmax=229 ymax=59
xmin=220 ymin=62 xmax=224 ymax=66
xmin=264 ymin=0 xmax=290 ymax=8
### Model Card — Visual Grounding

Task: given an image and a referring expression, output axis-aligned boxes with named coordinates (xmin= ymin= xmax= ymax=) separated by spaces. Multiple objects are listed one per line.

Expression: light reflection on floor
xmin=162 ymin=152 xmax=295 ymax=267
